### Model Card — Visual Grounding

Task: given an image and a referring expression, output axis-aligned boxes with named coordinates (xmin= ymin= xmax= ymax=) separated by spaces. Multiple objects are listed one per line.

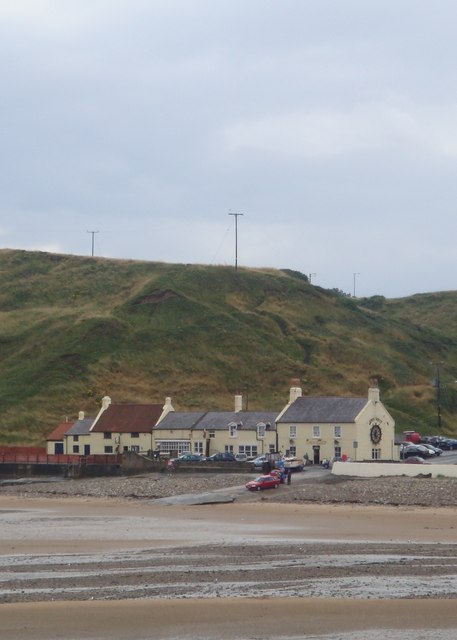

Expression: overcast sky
xmin=2 ymin=1 xmax=457 ymax=298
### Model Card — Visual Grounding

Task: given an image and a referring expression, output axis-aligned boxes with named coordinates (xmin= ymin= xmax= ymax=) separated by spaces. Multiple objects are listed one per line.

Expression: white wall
xmin=332 ymin=461 xmax=457 ymax=479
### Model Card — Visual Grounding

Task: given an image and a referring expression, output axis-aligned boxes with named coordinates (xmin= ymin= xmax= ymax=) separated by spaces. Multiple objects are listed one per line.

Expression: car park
xmin=245 ymin=475 xmax=280 ymax=491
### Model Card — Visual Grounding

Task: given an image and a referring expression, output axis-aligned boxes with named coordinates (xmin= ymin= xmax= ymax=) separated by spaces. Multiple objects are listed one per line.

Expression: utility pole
xmin=87 ymin=230 xmax=99 ymax=257
xmin=309 ymin=273 xmax=316 ymax=284
xmin=228 ymin=212 xmax=243 ymax=269
xmin=353 ymin=272 xmax=360 ymax=297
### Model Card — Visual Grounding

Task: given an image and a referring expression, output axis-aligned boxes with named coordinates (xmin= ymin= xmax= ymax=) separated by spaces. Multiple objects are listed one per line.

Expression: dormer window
xmin=229 ymin=422 xmax=237 ymax=438
xmin=257 ymin=422 xmax=266 ymax=439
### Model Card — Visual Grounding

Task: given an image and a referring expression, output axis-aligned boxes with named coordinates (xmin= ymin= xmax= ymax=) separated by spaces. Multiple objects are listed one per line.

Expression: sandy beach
xmin=2 ymin=473 xmax=457 ymax=638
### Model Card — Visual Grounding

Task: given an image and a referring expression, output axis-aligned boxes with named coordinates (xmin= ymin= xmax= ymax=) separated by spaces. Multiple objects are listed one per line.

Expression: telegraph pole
xmin=87 ymin=230 xmax=99 ymax=257
xmin=228 ymin=212 xmax=243 ymax=269
xmin=353 ymin=272 xmax=360 ymax=297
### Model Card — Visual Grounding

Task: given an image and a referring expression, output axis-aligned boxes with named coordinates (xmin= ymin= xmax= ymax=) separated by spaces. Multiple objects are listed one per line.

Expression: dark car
xmin=245 ymin=475 xmax=280 ymax=491
xmin=173 ymin=453 xmax=205 ymax=462
xmin=437 ymin=439 xmax=457 ymax=450
xmin=206 ymin=452 xmax=236 ymax=462
xmin=401 ymin=445 xmax=434 ymax=459
xmin=420 ymin=443 xmax=443 ymax=456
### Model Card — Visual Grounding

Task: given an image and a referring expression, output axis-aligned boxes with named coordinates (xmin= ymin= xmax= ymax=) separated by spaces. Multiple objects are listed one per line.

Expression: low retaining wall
xmin=332 ymin=461 xmax=457 ymax=479
xmin=0 ymin=462 xmax=122 ymax=479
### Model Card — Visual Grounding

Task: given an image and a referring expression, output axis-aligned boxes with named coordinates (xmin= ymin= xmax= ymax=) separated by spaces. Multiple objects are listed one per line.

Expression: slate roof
xmin=65 ymin=418 xmax=95 ymax=436
xmin=155 ymin=412 xmax=206 ymax=430
xmin=46 ymin=421 xmax=74 ymax=441
xmin=91 ymin=404 xmax=164 ymax=433
xmin=195 ymin=411 xmax=278 ymax=431
xmin=279 ymin=397 xmax=367 ymax=424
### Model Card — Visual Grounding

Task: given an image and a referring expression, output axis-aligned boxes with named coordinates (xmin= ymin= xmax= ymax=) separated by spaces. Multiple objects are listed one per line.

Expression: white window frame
xmin=238 ymin=444 xmax=258 ymax=457
xmin=334 ymin=446 xmax=342 ymax=459
xmin=372 ymin=448 xmax=381 ymax=460
xmin=229 ymin=423 xmax=237 ymax=438
xmin=257 ymin=423 xmax=266 ymax=439
xmin=194 ymin=442 xmax=204 ymax=454
xmin=334 ymin=425 xmax=342 ymax=438
xmin=156 ymin=441 xmax=191 ymax=455
xmin=312 ymin=425 xmax=320 ymax=438
xmin=289 ymin=425 xmax=297 ymax=438
xmin=225 ymin=444 xmax=234 ymax=453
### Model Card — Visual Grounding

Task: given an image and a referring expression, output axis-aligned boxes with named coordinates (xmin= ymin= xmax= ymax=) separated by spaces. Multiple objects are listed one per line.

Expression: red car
xmin=245 ymin=475 xmax=280 ymax=491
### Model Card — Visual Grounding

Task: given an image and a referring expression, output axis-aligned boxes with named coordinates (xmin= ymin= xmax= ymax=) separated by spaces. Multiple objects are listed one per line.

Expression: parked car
xmin=401 ymin=445 xmax=434 ymax=459
xmin=173 ymin=453 xmax=205 ymax=462
xmin=235 ymin=453 xmax=248 ymax=462
xmin=206 ymin=452 xmax=236 ymax=462
xmin=245 ymin=475 xmax=280 ymax=491
xmin=420 ymin=443 xmax=443 ymax=456
xmin=404 ymin=456 xmax=428 ymax=464
xmin=436 ymin=438 xmax=457 ymax=451
xmin=252 ymin=454 xmax=269 ymax=469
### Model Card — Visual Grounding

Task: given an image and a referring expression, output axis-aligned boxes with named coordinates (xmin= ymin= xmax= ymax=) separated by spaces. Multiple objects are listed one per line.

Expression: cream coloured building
xmin=153 ymin=394 xmax=278 ymax=458
xmin=276 ymin=380 xmax=398 ymax=463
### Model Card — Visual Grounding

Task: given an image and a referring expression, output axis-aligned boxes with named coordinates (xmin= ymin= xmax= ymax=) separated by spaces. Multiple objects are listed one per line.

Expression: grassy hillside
xmin=0 ymin=249 xmax=456 ymax=445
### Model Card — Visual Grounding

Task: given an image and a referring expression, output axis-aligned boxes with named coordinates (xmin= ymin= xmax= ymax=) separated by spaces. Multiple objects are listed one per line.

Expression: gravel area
xmin=2 ymin=470 xmax=457 ymax=507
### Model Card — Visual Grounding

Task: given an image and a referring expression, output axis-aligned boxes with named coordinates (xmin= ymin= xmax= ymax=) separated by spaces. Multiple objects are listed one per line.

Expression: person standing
xmin=287 ymin=469 xmax=292 ymax=485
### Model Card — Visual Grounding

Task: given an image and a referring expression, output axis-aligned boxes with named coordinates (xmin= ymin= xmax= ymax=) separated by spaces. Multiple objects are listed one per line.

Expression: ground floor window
xmin=225 ymin=445 xmax=234 ymax=453
xmin=268 ymin=443 xmax=276 ymax=453
xmin=131 ymin=445 xmax=140 ymax=453
xmin=287 ymin=446 xmax=296 ymax=456
xmin=238 ymin=445 xmax=258 ymax=457
xmin=194 ymin=442 xmax=204 ymax=454
xmin=371 ymin=448 xmax=381 ymax=460
xmin=156 ymin=441 xmax=191 ymax=455
xmin=104 ymin=446 xmax=113 ymax=454
xmin=72 ymin=445 xmax=79 ymax=454
xmin=334 ymin=446 xmax=342 ymax=459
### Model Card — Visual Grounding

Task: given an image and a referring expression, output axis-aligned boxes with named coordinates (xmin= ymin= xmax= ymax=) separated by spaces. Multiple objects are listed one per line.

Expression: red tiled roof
xmin=91 ymin=404 xmax=163 ymax=433
xmin=46 ymin=421 xmax=74 ymax=441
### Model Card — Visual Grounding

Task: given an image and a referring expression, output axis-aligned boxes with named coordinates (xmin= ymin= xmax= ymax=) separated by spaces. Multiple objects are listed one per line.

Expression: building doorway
xmin=312 ymin=445 xmax=320 ymax=465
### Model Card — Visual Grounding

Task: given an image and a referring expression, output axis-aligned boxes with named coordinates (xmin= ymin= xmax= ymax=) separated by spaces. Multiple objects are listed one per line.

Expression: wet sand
xmin=3 ymin=598 xmax=457 ymax=640
xmin=2 ymin=495 xmax=457 ymax=638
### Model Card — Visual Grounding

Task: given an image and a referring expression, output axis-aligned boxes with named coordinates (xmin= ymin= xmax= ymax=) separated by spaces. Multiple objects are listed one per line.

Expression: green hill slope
xmin=0 ymin=249 xmax=456 ymax=445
